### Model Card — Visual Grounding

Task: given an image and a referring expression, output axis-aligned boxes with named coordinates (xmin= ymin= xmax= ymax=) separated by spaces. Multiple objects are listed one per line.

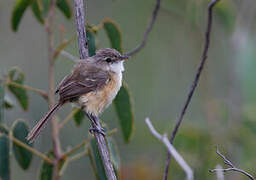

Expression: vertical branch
xmin=74 ymin=0 xmax=88 ymax=59
xmin=45 ymin=0 xmax=62 ymax=179
xmin=163 ymin=0 xmax=220 ymax=179
xmin=73 ymin=0 xmax=116 ymax=179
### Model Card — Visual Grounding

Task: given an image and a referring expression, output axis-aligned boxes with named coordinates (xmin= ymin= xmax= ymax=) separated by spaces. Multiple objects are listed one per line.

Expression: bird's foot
xmin=89 ymin=126 xmax=105 ymax=137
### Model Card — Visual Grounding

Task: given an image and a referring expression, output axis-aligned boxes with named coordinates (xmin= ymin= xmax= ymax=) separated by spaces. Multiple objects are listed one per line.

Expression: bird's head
xmin=92 ymin=48 xmax=130 ymax=73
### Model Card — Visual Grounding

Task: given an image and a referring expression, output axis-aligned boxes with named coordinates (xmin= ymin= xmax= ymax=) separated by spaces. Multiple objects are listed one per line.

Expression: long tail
xmin=26 ymin=102 xmax=62 ymax=143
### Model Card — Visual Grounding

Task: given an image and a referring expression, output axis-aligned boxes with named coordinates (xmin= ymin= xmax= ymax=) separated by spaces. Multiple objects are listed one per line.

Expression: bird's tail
xmin=26 ymin=103 xmax=62 ymax=143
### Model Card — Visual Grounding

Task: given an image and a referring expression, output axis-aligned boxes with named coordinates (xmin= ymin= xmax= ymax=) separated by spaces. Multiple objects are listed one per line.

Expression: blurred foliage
xmin=0 ymin=135 xmax=10 ymax=180
xmin=103 ymin=18 xmax=123 ymax=54
xmin=1 ymin=0 xmax=135 ymax=179
xmin=7 ymin=67 xmax=28 ymax=111
xmin=39 ymin=151 xmax=66 ymax=180
xmin=73 ymin=108 xmax=85 ymax=127
xmin=12 ymin=119 xmax=33 ymax=170
xmin=2 ymin=0 xmax=256 ymax=179
xmin=114 ymin=82 xmax=134 ymax=143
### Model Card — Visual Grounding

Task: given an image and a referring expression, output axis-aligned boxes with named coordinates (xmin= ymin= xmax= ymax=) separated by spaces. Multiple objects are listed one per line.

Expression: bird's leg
xmin=86 ymin=113 xmax=105 ymax=136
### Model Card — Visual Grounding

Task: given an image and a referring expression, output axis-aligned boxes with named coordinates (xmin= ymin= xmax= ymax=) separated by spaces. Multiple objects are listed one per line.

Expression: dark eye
xmin=105 ymin=58 xmax=112 ymax=63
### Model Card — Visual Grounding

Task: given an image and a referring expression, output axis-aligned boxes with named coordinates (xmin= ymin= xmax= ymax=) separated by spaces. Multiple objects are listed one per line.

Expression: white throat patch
xmin=110 ymin=61 xmax=124 ymax=73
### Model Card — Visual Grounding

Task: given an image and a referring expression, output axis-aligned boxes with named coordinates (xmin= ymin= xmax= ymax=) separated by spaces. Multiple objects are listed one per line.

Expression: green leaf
xmin=103 ymin=18 xmax=123 ymax=53
xmin=7 ymin=67 xmax=28 ymax=111
xmin=113 ymin=82 xmax=134 ymax=143
xmin=39 ymin=151 xmax=54 ymax=180
xmin=106 ymin=137 xmax=120 ymax=178
xmin=56 ymin=0 xmax=72 ymax=19
xmin=0 ymin=80 xmax=4 ymax=123
xmin=4 ymin=94 xmax=15 ymax=110
xmin=73 ymin=108 xmax=85 ymax=127
xmin=0 ymin=124 xmax=9 ymax=135
xmin=30 ymin=0 xmax=44 ymax=23
xmin=89 ymin=137 xmax=120 ymax=179
xmin=39 ymin=151 xmax=65 ymax=180
xmin=12 ymin=119 xmax=33 ymax=170
xmin=90 ymin=138 xmax=107 ymax=180
xmin=4 ymin=101 xmax=14 ymax=109
xmin=87 ymin=29 xmax=96 ymax=57
xmin=11 ymin=0 xmax=32 ymax=31
xmin=0 ymin=135 xmax=10 ymax=180
xmin=30 ymin=0 xmax=51 ymax=23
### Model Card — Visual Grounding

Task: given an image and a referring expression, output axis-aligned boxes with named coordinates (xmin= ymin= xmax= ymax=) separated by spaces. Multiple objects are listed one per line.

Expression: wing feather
xmin=56 ymin=62 xmax=110 ymax=102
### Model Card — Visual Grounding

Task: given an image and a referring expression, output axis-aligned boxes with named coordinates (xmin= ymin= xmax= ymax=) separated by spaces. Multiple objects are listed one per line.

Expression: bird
xmin=26 ymin=48 xmax=130 ymax=143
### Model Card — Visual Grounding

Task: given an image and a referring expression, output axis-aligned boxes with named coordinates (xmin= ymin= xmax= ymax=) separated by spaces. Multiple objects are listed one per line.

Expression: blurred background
xmin=1 ymin=0 xmax=256 ymax=179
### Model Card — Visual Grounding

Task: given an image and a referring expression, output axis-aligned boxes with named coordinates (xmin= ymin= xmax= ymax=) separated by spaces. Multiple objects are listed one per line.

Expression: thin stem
xmin=163 ymin=0 xmax=220 ymax=179
xmin=6 ymin=81 xmax=48 ymax=100
xmin=60 ymin=50 xmax=79 ymax=62
xmin=69 ymin=149 xmax=89 ymax=162
xmin=59 ymin=108 xmax=79 ymax=129
xmin=62 ymin=128 xmax=117 ymax=158
xmin=63 ymin=139 xmax=90 ymax=157
xmin=10 ymin=135 xmax=53 ymax=164
xmin=126 ymin=0 xmax=161 ymax=56
xmin=209 ymin=147 xmax=255 ymax=180
xmin=45 ymin=0 xmax=62 ymax=179
xmin=59 ymin=149 xmax=89 ymax=176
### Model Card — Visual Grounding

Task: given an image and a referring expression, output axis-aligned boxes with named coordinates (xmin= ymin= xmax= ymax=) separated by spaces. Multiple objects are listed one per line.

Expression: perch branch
xmin=163 ymin=0 xmax=220 ymax=179
xmin=73 ymin=0 xmax=116 ymax=179
xmin=74 ymin=0 xmax=88 ymax=59
xmin=126 ymin=0 xmax=161 ymax=56
xmin=145 ymin=118 xmax=193 ymax=180
xmin=209 ymin=147 xmax=255 ymax=180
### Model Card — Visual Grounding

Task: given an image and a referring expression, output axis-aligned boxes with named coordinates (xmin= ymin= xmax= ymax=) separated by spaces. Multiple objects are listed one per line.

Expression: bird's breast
xmin=78 ymin=72 xmax=122 ymax=116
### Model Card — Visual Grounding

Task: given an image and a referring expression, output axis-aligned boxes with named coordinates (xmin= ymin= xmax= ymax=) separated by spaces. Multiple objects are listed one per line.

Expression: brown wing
xmin=56 ymin=61 xmax=110 ymax=102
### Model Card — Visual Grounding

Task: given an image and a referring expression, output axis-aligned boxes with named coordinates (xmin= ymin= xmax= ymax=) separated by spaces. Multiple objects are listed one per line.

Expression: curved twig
xmin=126 ymin=0 xmax=161 ymax=56
xmin=163 ymin=0 xmax=220 ymax=179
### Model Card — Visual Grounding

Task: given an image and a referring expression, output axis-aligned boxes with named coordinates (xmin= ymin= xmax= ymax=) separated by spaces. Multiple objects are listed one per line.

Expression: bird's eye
xmin=105 ymin=58 xmax=112 ymax=63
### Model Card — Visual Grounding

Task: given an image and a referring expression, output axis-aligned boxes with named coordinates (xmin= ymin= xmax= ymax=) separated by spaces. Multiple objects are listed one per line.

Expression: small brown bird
xmin=26 ymin=48 xmax=129 ymax=142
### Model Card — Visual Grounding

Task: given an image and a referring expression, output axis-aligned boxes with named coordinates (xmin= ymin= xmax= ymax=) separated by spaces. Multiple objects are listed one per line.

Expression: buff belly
xmin=78 ymin=73 xmax=122 ymax=116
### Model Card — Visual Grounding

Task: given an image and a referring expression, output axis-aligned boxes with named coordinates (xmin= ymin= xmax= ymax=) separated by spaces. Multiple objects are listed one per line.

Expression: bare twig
xmin=126 ymin=0 xmax=161 ymax=56
xmin=10 ymin=134 xmax=53 ymax=164
xmin=73 ymin=0 xmax=116 ymax=179
xmin=6 ymin=80 xmax=48 ymax=100
xmin=145 ymin=118 xmax=193 ymax=180
xmin=58 ymin=108 xmax=79 ymax=129
xmin=62 ymin=128 xmax=117 ymax=158
xmin=74 ymin=0 xmax=88 ymax=59
xmin=209 ymin=147 xmax=255 ymax=180
xmin=60 ymin=50 xmax=79 ymax=62
xmin=163 ymin=1 xmax=220 ymax=179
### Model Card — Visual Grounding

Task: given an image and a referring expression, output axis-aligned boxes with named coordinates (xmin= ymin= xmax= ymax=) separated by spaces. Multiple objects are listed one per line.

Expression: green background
xmin=1 ymin=0 xmax=256 ymax=179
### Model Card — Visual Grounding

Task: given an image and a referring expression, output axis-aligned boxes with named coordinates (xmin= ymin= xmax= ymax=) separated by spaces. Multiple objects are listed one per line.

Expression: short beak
xmin=119 ymin=55 xmax=130 ymax=60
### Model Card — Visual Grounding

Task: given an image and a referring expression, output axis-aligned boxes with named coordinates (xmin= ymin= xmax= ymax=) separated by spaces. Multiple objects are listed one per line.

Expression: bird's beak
xmin=119 ymin=55 xmax=130 ymax=60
